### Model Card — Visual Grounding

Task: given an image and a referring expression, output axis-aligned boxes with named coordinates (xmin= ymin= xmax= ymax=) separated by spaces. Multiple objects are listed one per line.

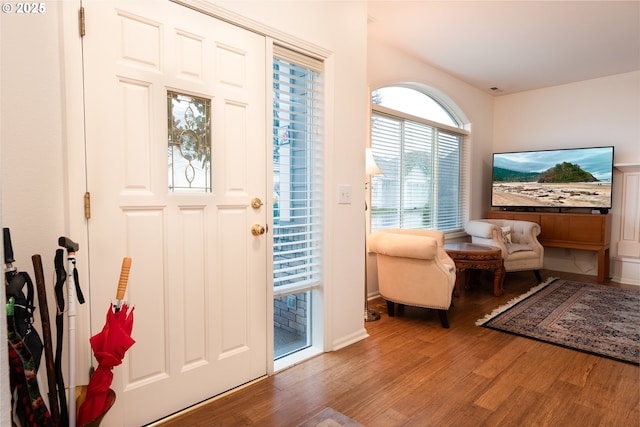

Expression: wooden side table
xmin=444 ymin=243 xmax=505 ymax=296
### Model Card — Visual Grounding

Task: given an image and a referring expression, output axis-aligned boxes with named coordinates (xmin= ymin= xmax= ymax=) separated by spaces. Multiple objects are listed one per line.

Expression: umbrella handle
xmin=4 ymin=227 xmax=14 ymax=264
xmin=116 ymin=257 xmax=132 ymax=302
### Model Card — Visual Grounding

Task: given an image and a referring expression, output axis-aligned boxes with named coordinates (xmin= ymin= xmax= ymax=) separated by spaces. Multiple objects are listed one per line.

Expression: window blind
xmin=370 ymin=110 xmax=468 ymax=234
xmin=272 ymin=49 xmax=324 ymax=294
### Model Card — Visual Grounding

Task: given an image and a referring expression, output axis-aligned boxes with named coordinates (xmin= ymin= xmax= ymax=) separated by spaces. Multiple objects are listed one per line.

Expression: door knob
xmin=251 ymin=198 xmax=263 ymax=209
xmin=251 ymin=224 xmax=266 ymax=236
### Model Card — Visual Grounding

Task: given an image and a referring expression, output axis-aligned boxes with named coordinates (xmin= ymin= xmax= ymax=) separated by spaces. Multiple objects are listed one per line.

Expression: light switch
xmin=338 ymin=185 xmax=352 ymax=204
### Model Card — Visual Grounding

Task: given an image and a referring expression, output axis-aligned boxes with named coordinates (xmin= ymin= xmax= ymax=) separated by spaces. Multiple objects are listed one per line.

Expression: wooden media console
xmin=487 ymin=211 xmax=611 ymax=283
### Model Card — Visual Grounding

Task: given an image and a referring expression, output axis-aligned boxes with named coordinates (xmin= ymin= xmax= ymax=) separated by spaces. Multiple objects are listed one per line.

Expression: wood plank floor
xmin=154 ymin=270 xmax=639 ymax=427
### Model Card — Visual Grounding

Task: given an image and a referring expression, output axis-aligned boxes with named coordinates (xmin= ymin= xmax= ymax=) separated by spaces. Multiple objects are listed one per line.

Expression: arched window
xmin=370 ymin=85 xmax=469 ymax=233
xmin=372 ymin=86 xmax=460 ymax=127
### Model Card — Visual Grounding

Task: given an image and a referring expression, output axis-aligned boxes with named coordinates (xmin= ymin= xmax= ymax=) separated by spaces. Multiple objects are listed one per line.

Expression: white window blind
xmin=272 ymin=48 xmax=324 ymax=294
xmin=370 ymin=109 xmax=469 ymax=233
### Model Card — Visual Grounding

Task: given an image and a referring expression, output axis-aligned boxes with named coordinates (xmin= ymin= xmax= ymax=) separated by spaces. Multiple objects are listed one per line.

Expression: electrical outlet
xmin=338 ymin=184 xmax=352 ymax=204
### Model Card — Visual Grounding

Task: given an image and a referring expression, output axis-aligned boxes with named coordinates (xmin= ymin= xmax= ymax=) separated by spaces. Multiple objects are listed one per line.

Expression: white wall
xmin=0 ymin=3 xmax=66 ymax=276
xmin=493 ymin=71 xmax=640 ymax=160
xmin=494 ymin=71 xmax=640 ymax=280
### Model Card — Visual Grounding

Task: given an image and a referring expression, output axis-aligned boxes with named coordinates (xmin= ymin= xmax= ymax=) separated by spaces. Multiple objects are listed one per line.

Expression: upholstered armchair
xmin=464 ymin=219 xmax=544 ymax=281
xmin=368 ymin=229 xmax=456 ymax=328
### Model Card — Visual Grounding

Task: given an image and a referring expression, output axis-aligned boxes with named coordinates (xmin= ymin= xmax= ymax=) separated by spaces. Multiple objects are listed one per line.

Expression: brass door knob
xmin=251 ymin=198 xmax=263 ymax=209
xmin=251 ymin=224 xmax=266 ymax=236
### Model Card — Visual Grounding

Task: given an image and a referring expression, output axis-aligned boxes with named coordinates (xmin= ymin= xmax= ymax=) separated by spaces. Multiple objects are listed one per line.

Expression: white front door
xmin=83 ymin=1 xmax=267 ymax=425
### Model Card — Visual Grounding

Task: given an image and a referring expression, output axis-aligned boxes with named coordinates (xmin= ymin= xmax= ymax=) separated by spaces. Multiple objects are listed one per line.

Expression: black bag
xmin=6 ymin=270 xmax=44 ymax=369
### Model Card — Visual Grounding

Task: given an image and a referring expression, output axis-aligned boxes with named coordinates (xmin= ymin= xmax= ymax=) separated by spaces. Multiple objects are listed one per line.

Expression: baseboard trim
xmin=331 ymin=328 xmax=369 ymax=351
xmin=613 ymin=256 xmax=640 ymax=286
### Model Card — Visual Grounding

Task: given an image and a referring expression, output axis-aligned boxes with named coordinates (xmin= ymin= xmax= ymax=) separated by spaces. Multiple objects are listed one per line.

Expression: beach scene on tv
xmin=492 ymin=147 xmax=613 ymax=208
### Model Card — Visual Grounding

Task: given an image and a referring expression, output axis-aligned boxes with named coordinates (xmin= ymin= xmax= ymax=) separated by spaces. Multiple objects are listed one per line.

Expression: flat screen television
xmin=491 ymin=146 xmax=614 ymax=210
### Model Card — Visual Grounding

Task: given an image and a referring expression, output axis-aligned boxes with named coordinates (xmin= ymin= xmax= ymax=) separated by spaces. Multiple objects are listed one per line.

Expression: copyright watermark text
xmin=2 ymin=2 xmax=47 ymax=14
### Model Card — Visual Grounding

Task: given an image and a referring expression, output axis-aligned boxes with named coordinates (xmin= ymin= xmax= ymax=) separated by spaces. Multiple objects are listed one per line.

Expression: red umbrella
xmin=77 ymin=258 xmax=134 ymax=426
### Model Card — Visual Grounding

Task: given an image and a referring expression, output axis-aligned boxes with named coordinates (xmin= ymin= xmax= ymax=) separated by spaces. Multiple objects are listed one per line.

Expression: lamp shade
xmin=365 ymin=148 xmax=383 ymax=176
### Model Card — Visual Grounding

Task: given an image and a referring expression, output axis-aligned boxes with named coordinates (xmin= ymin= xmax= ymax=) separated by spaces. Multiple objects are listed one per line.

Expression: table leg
xmin=597 ymin=248 xmax=610 ymax=283
xmin=493 ymin=264 xmax=505 ymax=296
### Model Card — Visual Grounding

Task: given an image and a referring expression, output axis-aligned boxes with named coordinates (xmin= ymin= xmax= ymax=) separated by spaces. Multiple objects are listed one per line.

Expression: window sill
xmin=273 ymin=345 xmax=323 ymax=373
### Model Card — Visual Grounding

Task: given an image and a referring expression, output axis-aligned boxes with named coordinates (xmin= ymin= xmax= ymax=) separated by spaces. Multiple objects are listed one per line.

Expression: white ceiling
xmin=367 ymin=1 xmax=640 ymax=95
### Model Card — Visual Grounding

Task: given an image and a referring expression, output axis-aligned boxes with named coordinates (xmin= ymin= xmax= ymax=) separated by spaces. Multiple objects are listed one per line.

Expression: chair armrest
xmin=464 ymin=220 xmax=497 ymax=239
xmin=464 ymin=220 xmax=506 ymax=256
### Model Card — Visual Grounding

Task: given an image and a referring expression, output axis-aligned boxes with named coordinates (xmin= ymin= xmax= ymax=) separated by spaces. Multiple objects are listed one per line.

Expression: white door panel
xmin=83 ymin=1 xmax=267 ymax=425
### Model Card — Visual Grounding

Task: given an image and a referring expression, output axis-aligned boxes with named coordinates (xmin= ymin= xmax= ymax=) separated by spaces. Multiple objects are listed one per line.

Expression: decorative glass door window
xmin=167 ymin=91 xmax=212 ymax=192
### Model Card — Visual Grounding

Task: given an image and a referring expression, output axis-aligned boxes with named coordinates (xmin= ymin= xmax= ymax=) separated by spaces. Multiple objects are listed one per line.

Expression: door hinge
xmin=84 ymin=192 xmax=91 ymax=219
xmin=79 ymin=6 xmax=85 ymax=37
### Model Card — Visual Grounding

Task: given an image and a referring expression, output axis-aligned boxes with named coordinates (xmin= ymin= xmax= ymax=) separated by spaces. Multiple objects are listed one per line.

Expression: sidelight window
xmin=272 ymin=46 xmax=323 ymax=361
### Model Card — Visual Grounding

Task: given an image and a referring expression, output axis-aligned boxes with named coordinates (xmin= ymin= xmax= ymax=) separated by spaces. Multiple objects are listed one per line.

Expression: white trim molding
xmin=171 ymin=0 xmax=332 ymax=60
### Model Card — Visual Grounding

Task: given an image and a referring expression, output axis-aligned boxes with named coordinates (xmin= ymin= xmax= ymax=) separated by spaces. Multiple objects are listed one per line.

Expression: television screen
xmin=491 ymin=146 xmax=614 ymax=209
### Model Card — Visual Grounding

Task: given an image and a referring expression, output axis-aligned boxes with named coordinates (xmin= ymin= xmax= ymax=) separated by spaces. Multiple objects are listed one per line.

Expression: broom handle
xmin=116 ymin=257 xmax=132 ymax=304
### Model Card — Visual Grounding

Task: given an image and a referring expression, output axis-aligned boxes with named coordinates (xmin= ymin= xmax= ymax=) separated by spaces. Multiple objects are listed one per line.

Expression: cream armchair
xmin=464 ymin=219 xmax=544 ymax=282
xmin=368 ymin=229 xmax=456 ymax=328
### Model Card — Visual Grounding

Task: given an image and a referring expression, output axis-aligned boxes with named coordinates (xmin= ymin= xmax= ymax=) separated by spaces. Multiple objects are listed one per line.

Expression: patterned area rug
xmin=297 ymin=408 xmax=364 ymax=427
xmin=477 ymin=278 xmax=640 ymax=365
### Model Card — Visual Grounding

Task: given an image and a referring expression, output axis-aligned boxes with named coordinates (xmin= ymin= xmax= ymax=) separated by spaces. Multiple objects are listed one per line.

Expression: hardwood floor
xmin=154 ymin=270 xmax=639 ymax=427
